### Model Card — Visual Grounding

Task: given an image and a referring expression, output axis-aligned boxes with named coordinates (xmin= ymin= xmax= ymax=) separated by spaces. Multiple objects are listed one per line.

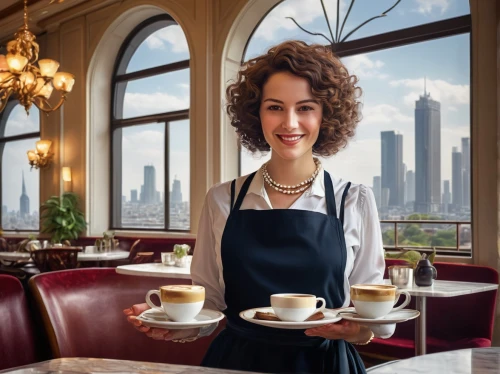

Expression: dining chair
xmin=29 ymin=268 xmax=225 ymax=365
xmin=356 ymin=260 xmax=499 ymax=362
xmin=0 ymin=274 xmax=39 ymax=370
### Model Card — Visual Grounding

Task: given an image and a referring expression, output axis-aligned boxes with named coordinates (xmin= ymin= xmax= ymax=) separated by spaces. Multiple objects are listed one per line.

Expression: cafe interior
xmin=0 ymin=0 xmax=499 ymax=373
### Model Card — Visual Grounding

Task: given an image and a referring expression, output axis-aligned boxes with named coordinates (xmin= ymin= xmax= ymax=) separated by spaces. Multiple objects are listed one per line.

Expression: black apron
xmin=202 ymin=171 xmax=366 ymax=373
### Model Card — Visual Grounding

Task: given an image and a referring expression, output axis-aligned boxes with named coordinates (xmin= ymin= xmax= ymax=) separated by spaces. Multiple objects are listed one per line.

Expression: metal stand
xmin=415 ymin=296 xmax=427 ymax=355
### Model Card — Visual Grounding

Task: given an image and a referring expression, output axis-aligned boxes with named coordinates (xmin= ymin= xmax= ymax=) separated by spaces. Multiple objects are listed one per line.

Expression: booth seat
xmin=29 ymin=268 xmax=224 ymax=366
xmin=0 ymin=274 xmax=40 ymax=370
xmin=356 ymin=260 xmax=499 ymax=361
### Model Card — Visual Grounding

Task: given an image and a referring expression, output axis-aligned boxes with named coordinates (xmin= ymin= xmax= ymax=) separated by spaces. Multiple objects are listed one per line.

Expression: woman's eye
xmin=268 ymin=105 xmax=282 ymax=111
xmin=298 ymin=106 xmax=314 ymax=111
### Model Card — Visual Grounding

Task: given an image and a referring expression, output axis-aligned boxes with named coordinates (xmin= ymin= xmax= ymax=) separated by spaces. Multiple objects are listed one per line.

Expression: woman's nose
xmin=281 ymin=111 xmax=299 ymax=131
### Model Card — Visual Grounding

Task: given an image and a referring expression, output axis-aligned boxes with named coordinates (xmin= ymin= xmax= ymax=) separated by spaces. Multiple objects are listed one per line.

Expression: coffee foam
xmin=160 ymin=285 xmax=205 ymax=303
xmin=271 ymin=294 xmax=316 ymax=308
xmin=351 ymin=284 xmax=396 ymax=302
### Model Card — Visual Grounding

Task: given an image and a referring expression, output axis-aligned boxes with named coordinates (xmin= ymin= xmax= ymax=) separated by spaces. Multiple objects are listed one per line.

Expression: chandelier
xmin=0 ymin=0 xmax=75 ymax=115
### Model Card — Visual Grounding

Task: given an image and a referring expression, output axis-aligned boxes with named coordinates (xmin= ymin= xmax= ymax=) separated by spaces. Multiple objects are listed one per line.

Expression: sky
xmin=2 ymin=0 xmax=470 ymax=213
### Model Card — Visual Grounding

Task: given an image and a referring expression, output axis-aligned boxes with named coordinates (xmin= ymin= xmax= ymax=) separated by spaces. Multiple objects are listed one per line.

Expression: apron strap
xmin=232 ymin=172 xmax=256 ymax=212
xmin=323 ymin=171 xmax=337 ymax=218
xmin=230 ymin=180 xmax=236 ymax=210
xmin=339 ymin=182 xmax=352 ymax=225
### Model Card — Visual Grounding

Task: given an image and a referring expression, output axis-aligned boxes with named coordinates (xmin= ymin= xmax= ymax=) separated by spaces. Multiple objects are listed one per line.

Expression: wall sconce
xmin=62 ymin=166 xmax=72 ymax=192
xmin=27 ymin=140 xmax=53 ymax=170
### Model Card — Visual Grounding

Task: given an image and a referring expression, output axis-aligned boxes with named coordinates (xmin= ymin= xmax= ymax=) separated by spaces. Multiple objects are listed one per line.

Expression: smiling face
xmin=259 ymin=71 xmax=323 ymax=163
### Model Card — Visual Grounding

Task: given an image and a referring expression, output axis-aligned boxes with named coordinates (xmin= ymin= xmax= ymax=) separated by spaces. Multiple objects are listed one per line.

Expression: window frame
xmin=239 ymin=6 xmax=472 ymax=256
xmin=110 ymin=14 xmax=190 ymax=232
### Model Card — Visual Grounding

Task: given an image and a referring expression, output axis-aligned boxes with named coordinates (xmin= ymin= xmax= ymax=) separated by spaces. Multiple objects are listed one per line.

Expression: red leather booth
xmin=28 ymin=268 xmax=224 ymax=365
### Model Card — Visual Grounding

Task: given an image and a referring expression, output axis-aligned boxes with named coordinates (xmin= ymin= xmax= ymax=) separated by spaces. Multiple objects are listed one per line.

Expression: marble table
xmin=383 ymin=279 xmax=498 ymax=356
xmin=367 ymin=347 xmax=500 ymax=373
xmin=0 ymin=357 xmax=259 ymax=373
xmin=116 ymin=262 xmax=191 ymax=279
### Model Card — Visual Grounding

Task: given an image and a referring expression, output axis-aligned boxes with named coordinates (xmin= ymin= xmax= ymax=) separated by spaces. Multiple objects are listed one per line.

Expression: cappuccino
xmin=271 ymin=293 xmax=326 ymax=322
xmin=146 ymin=285 xmax=205 ymax=322
xmin=350 ymin=284 xmax=410 ymax=319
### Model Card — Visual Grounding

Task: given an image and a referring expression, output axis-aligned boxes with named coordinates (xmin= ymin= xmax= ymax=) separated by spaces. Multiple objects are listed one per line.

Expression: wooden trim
xmin=0 ymin=0 xmax=44 ymax=20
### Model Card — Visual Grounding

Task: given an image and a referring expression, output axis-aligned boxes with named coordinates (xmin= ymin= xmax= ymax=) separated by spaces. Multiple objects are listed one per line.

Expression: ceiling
xmin=0 ymin=0 xmax=89 ymax=43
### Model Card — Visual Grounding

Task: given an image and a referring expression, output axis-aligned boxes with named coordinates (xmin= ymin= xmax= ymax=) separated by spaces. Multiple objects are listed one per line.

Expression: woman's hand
xmin=304 ymin=320 xmax=371 ymax=343
xmin=123 ymin=303 xmax=200 ymax=341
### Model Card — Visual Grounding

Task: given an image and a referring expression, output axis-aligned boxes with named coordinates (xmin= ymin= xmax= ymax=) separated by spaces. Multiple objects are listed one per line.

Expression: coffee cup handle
xmin=391 ymin=290 xmax=411 ymax=312
xmin=315 ymin=297 xmax=326 ymax=314
xmin=146 ymin=290 xmax=164 ymax=313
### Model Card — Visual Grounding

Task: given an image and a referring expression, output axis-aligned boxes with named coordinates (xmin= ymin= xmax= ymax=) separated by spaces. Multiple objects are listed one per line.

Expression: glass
xmin=115 ymin=69 xmax=190 ymax=120
xmin=126 ymin=25 xmax=190 ymax=74
xmin=168 ymin=119 xmax=190 ymax=230
xmin=244 ymin=0 xmax=469 ymax=60
xmin=116 ymin=123 xmax=165 ymax=229
xmin=2 ymin=138 xmax=39 ymax=231
xmin=3 ymin=104 xmax=40 ymax=137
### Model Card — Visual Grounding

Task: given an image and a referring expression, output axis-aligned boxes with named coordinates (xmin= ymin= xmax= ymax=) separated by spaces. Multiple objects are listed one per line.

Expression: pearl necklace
xmin=262 ymin=158 xmax=322 ymax=194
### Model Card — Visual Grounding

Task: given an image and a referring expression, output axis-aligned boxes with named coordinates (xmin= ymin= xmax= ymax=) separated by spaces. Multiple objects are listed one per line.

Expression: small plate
xmin=338 ymin=309 xmax=420 ymax=325
xmin=239 ymin=307 xmax=342 ymax=330
xmin=137 ymin=308 xmax=225 ymax=329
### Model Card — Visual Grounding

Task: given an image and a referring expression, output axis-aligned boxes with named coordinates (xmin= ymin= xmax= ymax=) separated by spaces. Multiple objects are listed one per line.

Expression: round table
xmin=116 ymin=262 xmax=191 ymax=279
xmin=0 ymin=250 xmax=129 ymax=263
xmin=367 ymin=347 xmax=500 ymax=373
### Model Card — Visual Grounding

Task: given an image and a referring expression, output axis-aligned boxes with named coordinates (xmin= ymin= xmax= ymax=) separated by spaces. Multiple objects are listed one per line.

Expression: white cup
xmin=350 ymin=284 xmax=411 ymax=319
xmin=146 ymin=285 xmax=205 ymax=322
xmin=271 ymin=293 xmax=326 ymax=322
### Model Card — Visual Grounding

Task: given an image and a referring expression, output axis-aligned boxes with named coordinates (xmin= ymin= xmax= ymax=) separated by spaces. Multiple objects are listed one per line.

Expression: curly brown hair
xmin=226 ymin=40 xmax=362 ymax=157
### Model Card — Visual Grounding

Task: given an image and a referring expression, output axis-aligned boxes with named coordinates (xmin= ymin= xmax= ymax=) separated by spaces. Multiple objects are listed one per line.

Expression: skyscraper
xmin=170 ymin=177 xmax=183 ymax=206
xmin=372 ymin=176 xmax=381 ymax=209
xmin=452 ymin=146 xmax=463 ymax=208
xmin=131 ymin=189 xmax=138 ymax=203
xmin=381 ymin=131 xmax=404 ymax=207
xmin=414 ymin=86 xmax=441 ymax=213
xmin=461 ymin=137 xmax=470 ymax=208
xmin=141 ymin=165 xmax=157 ymax=204
xmin=442 ymin=180 xmax=451 ymax=214
xmin=20 ymin=171 xmax=29 ymax=218
xmin=405 ymin=170 xmax=415 ymax=205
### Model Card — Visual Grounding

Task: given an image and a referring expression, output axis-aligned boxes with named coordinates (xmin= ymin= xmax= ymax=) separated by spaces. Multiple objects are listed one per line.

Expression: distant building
xmin=452 ymin=146 xmax=463 ymax=208
xmin=381 ymin=131 xmax=404 ymax=207
xmin=414 ymin=86 xmax=441 ymax=213
xmin=20 ymin=171 xmax=29 ymax=218
xmin=131 ymin=189 xmax=138 ymax=203
xmin=170 ymin=177 xmax=183 ymax=207
xmin=141 ymin=165 xmax=157 ymax=204
xmin=405 ymin=170 xmax=415 ymax=204
xmin=461 ymin=137 xmax=470 ymax=208
xmin=442 ymin=180 xmax=451 ymax=214
xmin=372 ymin=176 xmax=381 ymax=209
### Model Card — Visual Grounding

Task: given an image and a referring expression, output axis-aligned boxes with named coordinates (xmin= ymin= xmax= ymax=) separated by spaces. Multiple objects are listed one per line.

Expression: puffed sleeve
xmin=191 ymin=188 xmax=226 ymax=312
xmin=349 ymin=185 xmax=385 ymax=285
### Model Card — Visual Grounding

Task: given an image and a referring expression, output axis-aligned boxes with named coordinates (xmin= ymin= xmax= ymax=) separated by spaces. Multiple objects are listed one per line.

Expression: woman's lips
xmin=277 ymin=134 xmax=304 ymax=146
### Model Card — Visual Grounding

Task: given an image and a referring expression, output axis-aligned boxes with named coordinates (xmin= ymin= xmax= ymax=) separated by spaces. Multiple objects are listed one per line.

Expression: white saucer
xmin=338 ymin=309 xmax=420 ymax=325
xmin=137 ymin=308 xmax=225 ymax=329
xmin=239 ymin=307 xmax=342 ymax=330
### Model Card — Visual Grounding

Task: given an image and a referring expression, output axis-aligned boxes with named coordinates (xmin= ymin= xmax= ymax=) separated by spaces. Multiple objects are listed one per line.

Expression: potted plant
xmin=173 ymin=244 xmax=191 ymax=267
xmin=40 ymin=192 xmax=87 ymax=244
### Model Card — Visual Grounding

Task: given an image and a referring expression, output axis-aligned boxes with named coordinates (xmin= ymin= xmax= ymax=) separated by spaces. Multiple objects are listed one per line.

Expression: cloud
xmin=342 ymin=54 xmax=388 ymax=80
xmin=362 ymin=104 xmax=413 ymax=126
xmin=145 ymin=25 xmax=189 ymax=54
xmin=414 ymin=0 xmax=450 ymax=15
xmin=253 ymin=0 xmax=344 ymax=41
xmin=123 ymin=92 xmax=189 ymax=118
xmin=389 ymin=78 xmax=469 ymax=109
xmin=4 ymin=106 xmax=39 ymax=135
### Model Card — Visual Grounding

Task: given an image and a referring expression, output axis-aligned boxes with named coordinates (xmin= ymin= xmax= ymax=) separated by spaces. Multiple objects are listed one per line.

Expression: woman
xmin=125 ymin=40 xmax=387 ymax=373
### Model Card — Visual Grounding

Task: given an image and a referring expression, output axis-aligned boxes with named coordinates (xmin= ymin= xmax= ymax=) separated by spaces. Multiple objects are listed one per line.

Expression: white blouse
xmin=191 ymin=169 xmax=386 ymax=312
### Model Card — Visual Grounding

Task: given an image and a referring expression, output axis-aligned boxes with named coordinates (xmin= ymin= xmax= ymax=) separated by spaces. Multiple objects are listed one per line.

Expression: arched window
xmin=0 ymin=102 xmax=40 ymax=231
xmin=240 ymin=0 xmax=471 ymax=256
xmin=111 ymin=14 xmax=190 ymax=231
